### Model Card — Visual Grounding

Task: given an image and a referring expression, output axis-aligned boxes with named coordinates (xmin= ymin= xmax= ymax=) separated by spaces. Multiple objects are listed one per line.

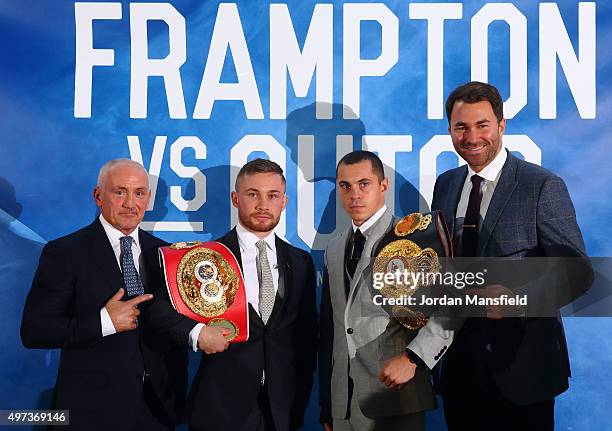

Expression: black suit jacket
xmin=432 ymin=151 xmax=591 ymax=405
xmin=20 ymin=220 xmax=188 ymax=430
xmin=149 ymin=228 xmax=318 ymax=431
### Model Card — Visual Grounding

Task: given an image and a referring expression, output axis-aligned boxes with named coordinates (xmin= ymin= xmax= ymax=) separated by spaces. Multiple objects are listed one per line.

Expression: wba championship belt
xmin=373 ymin=211 xmax=452 ymax=330
xmin=159 ymin=241 xmax=249 ymax=342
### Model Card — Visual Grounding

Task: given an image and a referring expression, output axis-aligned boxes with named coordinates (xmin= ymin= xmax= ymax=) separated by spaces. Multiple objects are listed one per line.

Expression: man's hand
xmin=105 ymin=288 xmax=153 ymax=333
xmin=322 ymin=422 xmax=332 ymax=431
xmin=379 ymin=352 xmax=416 ymax=390
xmin=470 ymin=284 xmax=525 ymax=319
xmin=197 ymin=326 xmax=230 ymax=354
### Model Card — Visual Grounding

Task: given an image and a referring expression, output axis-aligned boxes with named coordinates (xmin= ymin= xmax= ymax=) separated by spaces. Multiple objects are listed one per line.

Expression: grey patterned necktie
xmin=256 ymin=240 xmax=275 ymax=324
xmin=120 ymin=236 xmax=144 ymax=297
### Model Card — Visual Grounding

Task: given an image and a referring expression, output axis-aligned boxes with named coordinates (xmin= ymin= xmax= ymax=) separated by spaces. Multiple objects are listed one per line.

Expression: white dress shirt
xmin=99 ymin=214 xmax=142 ymax=337
xmin=455 ymin=148 xmax=507 ymax=240
xmin=352 ymin=204 xmax=387 ymax=238
xmin=188 ymin=224 xmax=279 ymax=351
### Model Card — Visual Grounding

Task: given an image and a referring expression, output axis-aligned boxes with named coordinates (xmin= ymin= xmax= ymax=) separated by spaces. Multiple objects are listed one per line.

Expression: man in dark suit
xmin=21 ymin=159 xmax=187 ymax=430
xmin=431 ymin=81 xmax=590 ymax=430
xmin=149 ymin=158 xmax=317 ymax=431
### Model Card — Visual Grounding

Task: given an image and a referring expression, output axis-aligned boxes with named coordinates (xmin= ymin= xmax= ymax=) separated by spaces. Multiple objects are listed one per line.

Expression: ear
xmin=231 ymin=191 xmax=239 ymax=209
xmin=281 ymin=194 xmax=288 ymax=211
xmin=380 ymin=177 xmax=389 ymax=193
xmin=93 ymin=187 xmax=103 ymax=207
xmin=498 ymin=118 xmax=506 ymax=137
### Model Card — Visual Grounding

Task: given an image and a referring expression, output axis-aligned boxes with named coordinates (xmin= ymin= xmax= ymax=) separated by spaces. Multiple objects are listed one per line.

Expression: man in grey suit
xmin=319 ymin=151 xmax=436 ymax=431
xmin=432 ymin=81 xmax=590 ymax=430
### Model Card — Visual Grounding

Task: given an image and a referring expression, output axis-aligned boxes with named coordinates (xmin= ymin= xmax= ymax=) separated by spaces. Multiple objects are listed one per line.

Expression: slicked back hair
xmin=445 ymin=81 xmax=504 ymax=124
xmin=336 ymin=150 xmax=385 ymax=182
xmin=235 ymin=158 xmax=286 ymax=190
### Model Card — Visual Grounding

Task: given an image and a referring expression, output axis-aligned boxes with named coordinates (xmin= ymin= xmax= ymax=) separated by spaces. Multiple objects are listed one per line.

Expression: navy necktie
xmin=120 ymin=236 xmax=144 ymax=297
xmin=462 ymin=175 xmax=484 ymax=257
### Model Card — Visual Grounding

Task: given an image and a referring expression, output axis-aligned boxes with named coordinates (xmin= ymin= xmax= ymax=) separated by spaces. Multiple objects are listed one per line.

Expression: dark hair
xmin=336 ymin=151 xmax=385 ymax=181
xmin=235 ymin=158 xmax=286 ymax=189
xmin=445 ymin=81 xmax=504 ymax=123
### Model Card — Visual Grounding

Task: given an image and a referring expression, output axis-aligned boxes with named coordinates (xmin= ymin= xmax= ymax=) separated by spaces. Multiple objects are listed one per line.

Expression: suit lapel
xmin=443 ymin=166 xmax=468 ymax=236
xmin=328 ymin=228 xmax=351 ymax=310
xmin=267 ymin=236 xmax=289 ymax=327
xmin=347 ymin=209 xmax=394 ymax=304
xmin=477 ymin=151 xmax=518 ymax=255
xmin=137 ymin=229 xmax=155 ymax=292
xmin=84 ymin=219 xmax=125 ymax=299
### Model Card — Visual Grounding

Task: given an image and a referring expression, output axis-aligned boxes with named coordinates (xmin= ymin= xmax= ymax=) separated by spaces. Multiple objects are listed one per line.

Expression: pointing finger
xmin=127 ymin=294 xmax=154 ymax=306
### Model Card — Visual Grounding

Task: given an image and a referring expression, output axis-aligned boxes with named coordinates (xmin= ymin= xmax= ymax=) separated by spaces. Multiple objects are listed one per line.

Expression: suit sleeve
xmin=291 ymin=251 xmax=318 ymax=429
xmin=514 ymin=175 xmax=593 ymax=314
xmin=21 ymin=242 xmax=103 ymax=349
xmin=406 ymin=175 xmax=463 ymax=369
xmin=145 ymin=267 xmax=198 ymax=348
xmin=318 ymin=253 xmax=333 ymax=423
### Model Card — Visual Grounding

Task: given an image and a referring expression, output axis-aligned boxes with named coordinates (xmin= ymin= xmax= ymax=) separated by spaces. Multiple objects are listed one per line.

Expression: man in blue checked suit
xmin=431 ymin=82 xmax=591 ymax=430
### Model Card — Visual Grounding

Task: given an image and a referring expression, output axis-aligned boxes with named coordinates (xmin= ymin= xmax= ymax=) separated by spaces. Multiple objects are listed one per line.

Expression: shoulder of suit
xmin=276 ymin=236 xmax=313 ymax=262
xmin=436 ymin=165 xmax=465 ymax=184
xmin=42 ymin=222 xmax=95 ymax=251
xmin=513 ymin=156 xmax=560 ymax=183
xmin=138 ymin=228 xmax=167 ymax=248
xmin=325 ymin=228 xmax=350 ymax=253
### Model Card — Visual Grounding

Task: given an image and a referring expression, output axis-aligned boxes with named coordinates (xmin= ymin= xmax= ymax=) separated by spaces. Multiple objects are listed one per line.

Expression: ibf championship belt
xmin=159 ymin=241 xmax=248 ymax=342
xmin=373 ymin=211 xmax=452 ymax=330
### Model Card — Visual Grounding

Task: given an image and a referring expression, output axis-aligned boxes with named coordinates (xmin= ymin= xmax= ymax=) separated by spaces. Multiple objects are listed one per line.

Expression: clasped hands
xmin=469 ymin=284 xmax=525 ymax=319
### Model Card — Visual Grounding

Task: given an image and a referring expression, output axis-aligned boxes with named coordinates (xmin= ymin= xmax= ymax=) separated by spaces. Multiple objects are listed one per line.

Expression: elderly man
xmin=21 ymin=159 xmax=187 ymax=431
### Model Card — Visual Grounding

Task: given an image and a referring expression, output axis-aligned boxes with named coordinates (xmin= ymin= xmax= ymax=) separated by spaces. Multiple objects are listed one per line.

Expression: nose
xmin=463 ymin=126 xmax=480 ymax=144
xmin=255 ymin=196 xmax=268 ymax=211
xmin=349 ymin=187 xmax=361 ymax=201
xmin=123 ymin=192 xmax=136 ymax=208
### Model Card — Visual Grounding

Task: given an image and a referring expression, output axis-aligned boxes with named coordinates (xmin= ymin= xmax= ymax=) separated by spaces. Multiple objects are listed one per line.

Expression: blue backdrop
xmin=1 ymin=1 xmax=611 ymax=429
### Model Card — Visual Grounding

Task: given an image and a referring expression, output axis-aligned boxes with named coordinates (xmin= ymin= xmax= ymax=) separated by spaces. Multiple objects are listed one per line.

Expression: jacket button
xmin=347 ymin=328 xmax=354 ymax=334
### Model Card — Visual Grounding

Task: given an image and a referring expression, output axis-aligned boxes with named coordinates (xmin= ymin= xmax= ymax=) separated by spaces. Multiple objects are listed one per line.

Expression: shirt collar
xmin=236 ymin=223 xmax=276 ymax=253
xmin=467 ymin=147 xmax=507 ymax=183
xmin=98 ymin=214 xmax=140 ymax=249
xmin=352 ymin=204 xmax=387 ymax=237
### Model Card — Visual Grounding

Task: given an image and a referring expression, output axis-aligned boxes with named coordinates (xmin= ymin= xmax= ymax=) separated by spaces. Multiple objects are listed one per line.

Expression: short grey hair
xmin=97 ymin=158 xmax=149 ymax=189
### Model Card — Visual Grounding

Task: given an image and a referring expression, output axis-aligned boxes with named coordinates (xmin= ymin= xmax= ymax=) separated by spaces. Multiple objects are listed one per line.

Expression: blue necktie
xmin=120 ymin=236 xmax=144 ymax=297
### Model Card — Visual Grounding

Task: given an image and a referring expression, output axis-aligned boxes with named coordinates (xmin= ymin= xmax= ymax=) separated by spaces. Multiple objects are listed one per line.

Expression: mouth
xmin=253 ymin=214 xmax=272 ymax=221
xmin=461 ymin=143 xmax=486 ymax=153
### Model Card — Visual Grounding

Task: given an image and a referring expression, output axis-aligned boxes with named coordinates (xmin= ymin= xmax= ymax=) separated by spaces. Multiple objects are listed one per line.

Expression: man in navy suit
xmin=21 ymin=159 xmax=187 ymax=430
xmin=149 ymin=158 xmax=317 ymax=431
xmin=431 ymin=82 xmax=590 ymax=430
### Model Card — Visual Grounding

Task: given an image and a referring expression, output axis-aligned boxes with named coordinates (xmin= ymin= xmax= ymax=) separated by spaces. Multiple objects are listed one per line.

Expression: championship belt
xmin=159 ymin=241 xmax=249 ymax=342
xmin=373 ymin=211 xmax=452 ymax=330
